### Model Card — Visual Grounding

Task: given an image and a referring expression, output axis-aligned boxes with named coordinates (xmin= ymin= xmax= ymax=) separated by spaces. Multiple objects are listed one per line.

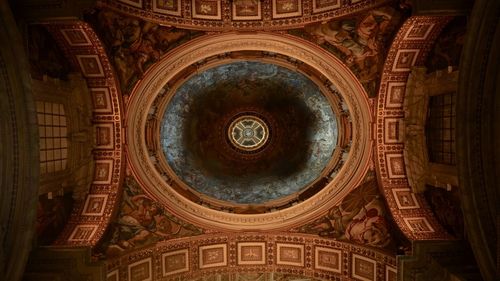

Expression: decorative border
xmin=312 ymin=0 xmax=341 ymax=14
xmin=232 ymin=1 xmax=262 ymax=21
xmin=95 ymin=123 xmax=115 ymax=150
xmin=126 ymin=32 xmax=372 ymax=231
xmin=152 ymin=0 xmax=182 ymax=16
xmin=162 ymin=248 xmax=189 ymax=276
xmin=272 ymin=0 xmax=302 ymax=19
xmin=81 ymin=194 xmax=109 ymax=216
xmin=118 ymin=0 xmax=143 ymax=9
xmin=90 ymin=87 xmax=113 ymax=114
xmin=93 ymin=159 xmax=114 ymax=184
xmin=314 ymin=246 xmax=342 ymax=274
xmin=191 ymin=0 xmax=221 ymax=20
xmin=391 ymin=49 xmax=420 ymax=72
xmin=391 ymin=188 xmax=420 ymax=209
xmin=403 ymin=217 xmax=435 ymax=233
xmin=403 ymin=23 xmax=435 ymax=40
xmin=276 ymin=243 xmax=304 ymax=267
xmin=237 ymin=242 xmax=266 ymax=265
xmin=385 ymin=82 xmax=406 ymax=109
xmin=128 ymin=257 xmax=152 ymax=281
xmin=199 ymin=243 xmax=227 ymax=269
xmin=42 ymin=21 xmax=124 ymax=246
xmin=68 ymin=225 xmax=99 ymax=241
xmin=385 ymin=153 xmax=406 ymax=179
xmin=97 ymin=0 xmax=391 ymax=31
xmin=106 ymin=233 xmax=397 ymax=280
xmin=76 ymin=55 xmax=105 ymax=77
xmin=385 ymin=265 xmax=397 ymax=281
xmin=351 ymin=253 xmax=376 ymax=281
xmin=375 ymin=16 xmax=454 ymax=241
xmin=61 ymin=29 xmax=92 ymax=46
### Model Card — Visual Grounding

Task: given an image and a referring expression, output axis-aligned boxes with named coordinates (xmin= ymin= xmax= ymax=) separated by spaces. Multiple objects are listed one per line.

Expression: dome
xmin=126 ymin=33 xmax=372 ymax=229
xmin=160 ymin=61 xmax=338 ymax=205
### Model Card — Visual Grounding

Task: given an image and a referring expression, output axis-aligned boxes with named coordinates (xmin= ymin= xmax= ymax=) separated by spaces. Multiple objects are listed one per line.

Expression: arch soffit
xmin=98 ymin=0 xmax=391 ymax=31
xmin=375 ymin=15 xmax=455 ymax=241
xmin=40 ymin=20 xmax=126 ymax=247
xmin=106 ymin=232 xmax=397 ymax=281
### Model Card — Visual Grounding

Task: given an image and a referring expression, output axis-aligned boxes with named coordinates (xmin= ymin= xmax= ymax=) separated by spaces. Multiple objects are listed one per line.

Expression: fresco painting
xmin=291 ymin=6 xmax=404 ymax=96
xmin=155 ymin=0 xmax=180 ymax=12
xmin=297 ymin=175 xmax=393 ymax=248
xmin=161 ymin=61 xmax=337 ymax=205
xmin=86 ymin=9 xmax=203 ymax=94
xmin=103 ymin=176 xmax=203 ymax=257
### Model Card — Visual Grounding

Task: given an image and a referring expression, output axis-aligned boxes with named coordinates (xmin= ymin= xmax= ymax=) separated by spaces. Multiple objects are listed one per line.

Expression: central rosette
xmin=227 ymin=113 xmax=270 ymax=153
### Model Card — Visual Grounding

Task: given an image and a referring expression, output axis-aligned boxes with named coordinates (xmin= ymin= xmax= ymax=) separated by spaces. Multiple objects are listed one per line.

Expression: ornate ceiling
xmin=11 ymin=0 xmax=479 ymax=280
xmin=159 ymin=61 xmax=338 ymax=205
xmin=98 ymin=0 xmax=392 ymax=31
xmin=125 ymin=31 xmax=373 ymax=232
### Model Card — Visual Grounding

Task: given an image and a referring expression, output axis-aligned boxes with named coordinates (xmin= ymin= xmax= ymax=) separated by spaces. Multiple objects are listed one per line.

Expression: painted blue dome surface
xmin=161 ymin=61 xmax=337 ymax=204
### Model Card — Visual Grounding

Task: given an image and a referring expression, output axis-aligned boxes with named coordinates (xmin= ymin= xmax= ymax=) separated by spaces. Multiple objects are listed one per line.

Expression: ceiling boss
xmin=227 ymin=114 xmax=270 ymax=153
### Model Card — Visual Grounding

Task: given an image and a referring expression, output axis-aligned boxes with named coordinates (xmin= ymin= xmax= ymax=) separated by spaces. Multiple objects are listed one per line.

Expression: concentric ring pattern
xmin=160 ymin=61 xmax=338 ymax=204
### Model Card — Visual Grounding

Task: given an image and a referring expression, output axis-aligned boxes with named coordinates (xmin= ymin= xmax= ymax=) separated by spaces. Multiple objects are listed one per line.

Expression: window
xmin=426 ymin=93 xmax=456 ymax=165
xmin=36 ymin=101 xmax=68 ymax=174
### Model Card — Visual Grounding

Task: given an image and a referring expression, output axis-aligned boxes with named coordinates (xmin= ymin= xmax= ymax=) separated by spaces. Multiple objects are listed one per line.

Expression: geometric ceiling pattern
xmin=35 ymin=2 xmax=462 ymax=255
xmin=159 ymin=61 xmax=337 ymax=205
xmin=375 ymin=15 xmax=454 ymax=241
xmin=124 ymin=31 xmax=374 ymax=232
xmin=106 ymin=232 xmax=397 ymax=281
xmin=86 ymin=8 xmax=204 ymax=93
xmin=17 ymin=1 xmax=477 ymax=280
xmin=94 ymin=1 xmax=408 ymax=97
xmin=289 ymin=4 xmax=404 ymax=97
xmin=42 ymin=21 xmax=125 ymax=246
xmin=99 ymin=0 xmax=392 ymax=31
xmin=4 ymin=0 xmax=496 ymax=279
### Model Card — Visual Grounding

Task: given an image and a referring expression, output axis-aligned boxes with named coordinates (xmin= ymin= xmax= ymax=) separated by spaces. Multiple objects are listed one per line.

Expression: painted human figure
xmin=305 ymin=8 xmax=394 ymax=86
xmin=308 ymin=198 xmax=391 ymax=248
xmin=344 ymin=207 xmax=391 ymax=247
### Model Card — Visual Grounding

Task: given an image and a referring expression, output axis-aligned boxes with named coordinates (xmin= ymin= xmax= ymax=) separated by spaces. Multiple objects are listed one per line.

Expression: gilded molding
xmin=126 ymin=32 xmax=373 ymax=231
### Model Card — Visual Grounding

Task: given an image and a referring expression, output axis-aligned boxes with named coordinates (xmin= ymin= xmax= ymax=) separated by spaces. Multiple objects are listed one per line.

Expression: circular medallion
xmin=227 ymin=114 xmax=269 ymax=153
